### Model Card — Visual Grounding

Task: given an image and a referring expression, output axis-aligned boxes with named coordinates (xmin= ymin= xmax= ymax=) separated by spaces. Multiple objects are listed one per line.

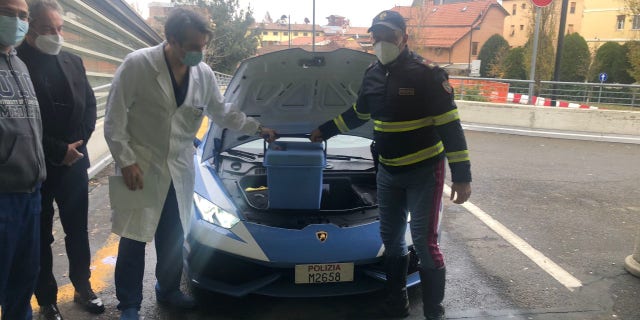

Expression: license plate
xmin=294 ymin=263 xmax=354 ymax=284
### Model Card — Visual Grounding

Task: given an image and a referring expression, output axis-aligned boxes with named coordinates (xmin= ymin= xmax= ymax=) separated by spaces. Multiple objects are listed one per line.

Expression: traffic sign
xmin=531 ymin=0 xmax=553 ymax=7
xmin=599 ymin=72 xmax=608 ymax=83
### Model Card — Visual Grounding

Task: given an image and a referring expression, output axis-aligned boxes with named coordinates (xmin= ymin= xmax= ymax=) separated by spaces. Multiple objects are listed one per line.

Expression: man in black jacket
xmin=310 ymin=10 xmax=472 ymax=320
xmin=0 ymin=0 xmax=47 ymax=319
xmin=17 ymin=1 xmax=101 ymax=319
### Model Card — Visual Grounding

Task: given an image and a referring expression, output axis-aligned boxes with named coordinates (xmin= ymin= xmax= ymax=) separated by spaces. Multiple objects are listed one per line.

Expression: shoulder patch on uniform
xmin=420 ymin=58 xmax=438 ymax=69
xmin=442 ymin=80 xmax=453 ymax=94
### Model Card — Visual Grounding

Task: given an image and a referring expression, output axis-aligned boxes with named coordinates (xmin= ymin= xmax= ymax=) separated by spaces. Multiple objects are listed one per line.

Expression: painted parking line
xmin=444 ymin=185 xmax=583 ymax=291
xmin=31 ymin=233 xmax=120 ymax=310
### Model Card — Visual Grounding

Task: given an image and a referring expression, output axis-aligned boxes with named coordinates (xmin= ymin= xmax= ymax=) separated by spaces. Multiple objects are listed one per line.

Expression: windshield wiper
xmin=224 ymin=149 xmax=263 ymax=161
xmin=325 ymin=154 xmax=372 ymax=161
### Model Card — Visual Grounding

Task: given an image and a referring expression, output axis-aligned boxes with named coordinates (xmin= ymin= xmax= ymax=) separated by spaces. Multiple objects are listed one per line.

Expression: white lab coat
xmin=104 ymin=43 xmax=259 ymax=242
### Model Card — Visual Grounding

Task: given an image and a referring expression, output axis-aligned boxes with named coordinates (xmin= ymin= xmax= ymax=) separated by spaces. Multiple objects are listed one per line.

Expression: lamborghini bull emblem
xmin=316 ymin=231 xmax=328 ymax=242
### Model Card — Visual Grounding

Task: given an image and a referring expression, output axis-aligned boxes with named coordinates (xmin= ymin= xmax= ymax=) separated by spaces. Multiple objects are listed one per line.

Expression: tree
xmin=590 ymin=42 xmax=634 ymax=84
xmin=558 ymin=33 xmax=590 ymax=82
xmin=502 ymin=47 xmax=527 ymax=80
xmin=263 ymin=11 xmax=273 ymax=23
xmin=625 ymin=41 xmax=640 ymax=83
xmin=279 ymin=14 xmax=288 ymax=25
xmin=624 ymin=0 xmax=640 ymax=14
xmin=523 ymin=2 xmax=557 ymax=82
xmin=477 ymin=34 xmax=510 ymax=77
xmin=200 ymin=0 xmax=259 ymax=74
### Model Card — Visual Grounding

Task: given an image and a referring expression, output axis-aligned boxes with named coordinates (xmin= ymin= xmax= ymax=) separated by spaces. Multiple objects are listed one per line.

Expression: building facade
xmin=253 ymin=22 xmax=325 ymax=47
xmin=54 ymin=0 xmax=162 ymax=173
xmin=394 ymin=0 xmax=508 ymax=71
xmin=501 ymin=0 xmax=585 ymax=48
xmin=59 ymin=0 xmax=162 ymax=117
xmin=581 ymin=0 xmax=640 ymax=50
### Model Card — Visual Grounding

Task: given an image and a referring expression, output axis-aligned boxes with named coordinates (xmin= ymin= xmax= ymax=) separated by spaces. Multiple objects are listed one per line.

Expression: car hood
xmin=206 ymin=48 xmax=377 ymax=154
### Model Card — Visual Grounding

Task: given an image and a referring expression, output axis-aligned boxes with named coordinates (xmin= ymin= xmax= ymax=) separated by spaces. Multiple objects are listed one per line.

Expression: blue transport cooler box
xmin=263 ymin=141 xmax=325 ymax=209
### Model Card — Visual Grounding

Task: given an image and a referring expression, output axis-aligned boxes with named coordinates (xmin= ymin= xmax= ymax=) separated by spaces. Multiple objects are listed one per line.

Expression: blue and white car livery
xmin=186 ymin=48 xmax=420 ymax=297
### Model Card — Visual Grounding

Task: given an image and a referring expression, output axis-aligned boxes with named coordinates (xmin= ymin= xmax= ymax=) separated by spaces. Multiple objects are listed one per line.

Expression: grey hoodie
xmin=0 ymin=49 xmax=46 ymax=193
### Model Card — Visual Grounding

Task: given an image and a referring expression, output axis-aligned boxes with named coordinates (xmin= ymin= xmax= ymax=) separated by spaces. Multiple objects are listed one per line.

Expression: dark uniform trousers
xmin=35 ymin=154 xmax=91 ymax=305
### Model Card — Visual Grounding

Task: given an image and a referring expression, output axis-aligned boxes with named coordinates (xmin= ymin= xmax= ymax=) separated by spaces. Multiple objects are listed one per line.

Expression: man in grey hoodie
xmin=0 ymin=0 xmax=47 ymax=319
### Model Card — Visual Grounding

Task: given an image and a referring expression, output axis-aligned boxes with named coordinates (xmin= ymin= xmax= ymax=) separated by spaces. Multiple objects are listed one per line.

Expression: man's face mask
xmin=373 ymin=40 xmax=401 ymax=65
xmin=0 ymin=16 xmax=29 ymax=47
xmin=182 ymin=50 xmax=203 ymax=67
xmin=35 ymin=33 xmax=64 ymax=55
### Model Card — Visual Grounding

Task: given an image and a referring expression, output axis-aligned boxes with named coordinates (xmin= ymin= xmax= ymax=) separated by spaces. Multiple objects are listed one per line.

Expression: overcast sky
xmin=130 ymin=0 xmax=415 ymax=27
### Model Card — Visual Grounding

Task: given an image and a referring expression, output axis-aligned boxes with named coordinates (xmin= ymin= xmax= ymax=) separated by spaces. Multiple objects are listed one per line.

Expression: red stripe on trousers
xmin=427 ymin=159 xmax=446 ymax=269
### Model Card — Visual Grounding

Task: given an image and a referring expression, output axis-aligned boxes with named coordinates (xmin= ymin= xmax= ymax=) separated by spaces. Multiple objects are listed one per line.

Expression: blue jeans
xmin=0 ymin=189 xmax=41 ymax=320
xmin=377 ymin=159 xmax=446 ymax=270
xmin=115 ymin=183 xmax=184 ymax=311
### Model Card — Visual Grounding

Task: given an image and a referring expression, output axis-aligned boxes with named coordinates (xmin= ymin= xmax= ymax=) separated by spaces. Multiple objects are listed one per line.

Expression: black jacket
xmin=0 ymin=49 xmax=46 ymax=192
xmin=319 ymin=47 xmax=471 ymax=182
xmin=17 ymin=42 xmax=96 ymax=168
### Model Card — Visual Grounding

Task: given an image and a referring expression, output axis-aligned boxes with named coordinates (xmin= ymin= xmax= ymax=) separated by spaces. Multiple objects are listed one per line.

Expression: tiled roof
xmin=415 ymin=27 xmax=471 ymax=47
xmin=394 ymin=0 xmax=507 ymax=28
xmin=344 ymin=27 xmax=370 ymax=37
xmin=392 ymin=0 xmax=508 ymax=48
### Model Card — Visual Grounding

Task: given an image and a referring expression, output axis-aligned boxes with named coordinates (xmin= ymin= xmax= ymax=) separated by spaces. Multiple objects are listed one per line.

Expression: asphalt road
xmin=41 ymin=129 xmax=640 ymax=320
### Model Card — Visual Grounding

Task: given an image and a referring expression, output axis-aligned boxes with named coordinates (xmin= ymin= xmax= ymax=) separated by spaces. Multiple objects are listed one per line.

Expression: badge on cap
xmin=378 ymin=12 xmax=387 ymax=20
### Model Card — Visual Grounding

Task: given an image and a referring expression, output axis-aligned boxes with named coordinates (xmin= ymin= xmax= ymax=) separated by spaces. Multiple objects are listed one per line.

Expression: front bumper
xmin=184 ymin=220 xmax=420 ymax=297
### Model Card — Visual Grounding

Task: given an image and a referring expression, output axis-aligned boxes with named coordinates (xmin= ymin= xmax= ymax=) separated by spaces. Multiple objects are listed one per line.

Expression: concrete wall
xmin=85 ymin=101 xmax=639 ymax=177
xmin=87 ymin=119 xmax=112 ymax=178
xmin=457 ymin=101 xmax=640 ymax=136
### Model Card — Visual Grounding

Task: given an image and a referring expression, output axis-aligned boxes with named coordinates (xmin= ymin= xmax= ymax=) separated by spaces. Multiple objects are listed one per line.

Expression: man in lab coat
xmin=104 ymin=8 xmax=276 ymax=320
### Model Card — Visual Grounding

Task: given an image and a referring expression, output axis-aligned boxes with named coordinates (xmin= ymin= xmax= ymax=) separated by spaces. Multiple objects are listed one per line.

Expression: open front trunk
xmin=232 ymin=171 xmax=379 ymax=229
xmin=238 ymin=173 xmax=377 ymax=211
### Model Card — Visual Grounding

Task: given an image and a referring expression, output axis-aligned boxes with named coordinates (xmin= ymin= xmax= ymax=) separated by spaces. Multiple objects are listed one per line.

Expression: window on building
xmin=303 ymin=32 xmax=308 ymax=36
xmin=316 ymin=32 xmax=320 ymax=36
xmin=510 ymin=25 xmax=515 ymax=36
xmin=520 ymin=24 xmax=524 ymax=31
xmin=512 ymin=4 xmax=517 ymax=15
xmin=262 ymin=31 xmax=268 ymax=35
xmin=567 ymin=24 xmax=574 ymax=34
xmin=570 ymin=2 xmax=576 ymax=14
xmin=472 ymin=42 xmax=479 ymax=56
xmin=617 ymin=15 xmax=625 ymax=30
xmin=284 ymin=32 xmax=289 ymax=36
xmin=633 ymin=15 xmax=640 ymax=30
xmin=273 ymin=31 xmax=278 ymax=35
xmin=521 ymin=3 xmax=526 ymax=9
xmin=294 ymin=32 xmax=299 ymax=36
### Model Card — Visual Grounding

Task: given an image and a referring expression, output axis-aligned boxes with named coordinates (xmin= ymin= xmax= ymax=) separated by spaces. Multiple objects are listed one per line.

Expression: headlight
xmin=193 ymin=193 xmax=240 ymax=229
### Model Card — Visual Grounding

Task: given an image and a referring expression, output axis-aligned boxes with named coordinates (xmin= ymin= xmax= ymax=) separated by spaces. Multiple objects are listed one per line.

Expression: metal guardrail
xmin=213 ymin=71 xmax=232 ymax=91
xmin=92 ymin=71 xmax=232 ymax=119
xmin=92 ymin=83 xmax=111 ymax=119
xmin=450 ymin=76 xmax=640 ymax=108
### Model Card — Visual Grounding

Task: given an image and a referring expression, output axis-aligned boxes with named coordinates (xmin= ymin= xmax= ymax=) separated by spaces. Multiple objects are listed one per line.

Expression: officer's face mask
xmin=35 ymin=33 xmax=64 ymax=55
xmin=0 ymin=16 xmax=29 ymax=47
xmin=373 ymin=40 xmax=402 ymax=65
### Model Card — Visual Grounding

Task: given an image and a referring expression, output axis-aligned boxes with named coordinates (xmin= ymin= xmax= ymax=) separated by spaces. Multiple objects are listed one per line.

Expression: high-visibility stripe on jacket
xmin=319 ymin=48 xmax=471 ymax=182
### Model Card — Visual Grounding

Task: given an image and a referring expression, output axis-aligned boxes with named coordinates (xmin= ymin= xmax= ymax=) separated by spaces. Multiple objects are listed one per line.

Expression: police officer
xmin=310 ymin=10 xmax=472 ymax=320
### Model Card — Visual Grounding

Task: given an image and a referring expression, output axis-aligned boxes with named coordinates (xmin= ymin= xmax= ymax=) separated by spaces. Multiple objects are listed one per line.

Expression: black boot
xmin=381 ymin=253 xmax=410 ymax=318
xmin=419 ymin=267 xmax=446 ymax=320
